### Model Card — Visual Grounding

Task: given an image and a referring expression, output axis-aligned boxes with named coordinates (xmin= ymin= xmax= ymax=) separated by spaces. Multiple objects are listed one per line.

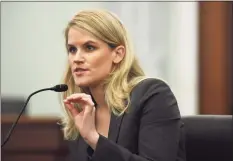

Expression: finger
xmin=66 ymin=94 xmax=94 ymax=106
xmin=66 ymin=93 xmax=89 ymax=101
xmin=63 ymin=99 xmax=71 ymax=104
xmin=81 ymin=97 xmax=95 ymax=107
xmin=92 ymin=105 xmax=96 ymax=117
xmin=65 ymin=96 xmax=82 ymax=103
xmin=64 ymin=101 xmax=79 ymax=117
xmin=65 ymin=94 xmax=89 ymax=104
xmin=81 ymin=97 xmax=95 ymax=113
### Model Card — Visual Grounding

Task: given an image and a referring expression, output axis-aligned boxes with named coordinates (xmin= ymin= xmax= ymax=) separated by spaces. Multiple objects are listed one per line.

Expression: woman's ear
xmin=112 ymin=45 xmax=125 ymax=64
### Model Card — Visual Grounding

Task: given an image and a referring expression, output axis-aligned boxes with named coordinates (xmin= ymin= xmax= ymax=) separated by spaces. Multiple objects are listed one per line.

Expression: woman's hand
xmin=63 ymin=93 xmax=99 ymax=150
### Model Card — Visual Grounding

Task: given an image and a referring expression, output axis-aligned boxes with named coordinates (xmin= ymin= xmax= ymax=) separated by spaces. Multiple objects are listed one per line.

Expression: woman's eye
xmin=68 ymin=46 xmax=77 ymax=54
xmin=86 ymin=45 xmax=96 ymax=51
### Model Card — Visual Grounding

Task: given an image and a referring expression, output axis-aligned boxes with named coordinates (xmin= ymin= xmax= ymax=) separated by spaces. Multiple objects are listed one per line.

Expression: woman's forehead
xmin=67 ymin=27 xmax=100 ymax=45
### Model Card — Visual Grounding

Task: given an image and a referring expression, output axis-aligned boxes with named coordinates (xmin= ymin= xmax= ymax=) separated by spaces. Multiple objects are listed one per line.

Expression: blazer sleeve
xmin=92 ymin=79 xmax=182 ymax=161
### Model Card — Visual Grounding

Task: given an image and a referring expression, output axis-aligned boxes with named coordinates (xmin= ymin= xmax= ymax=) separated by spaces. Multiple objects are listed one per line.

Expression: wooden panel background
xmin=1 ymin=116 xmax=69 ymax=161
xmin=198 ymin=2 xmax=232 ymax=114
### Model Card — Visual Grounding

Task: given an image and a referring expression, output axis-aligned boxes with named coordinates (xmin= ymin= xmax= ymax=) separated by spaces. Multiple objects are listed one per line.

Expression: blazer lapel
xmin=108 ymin=112 xmax=125 ymax=143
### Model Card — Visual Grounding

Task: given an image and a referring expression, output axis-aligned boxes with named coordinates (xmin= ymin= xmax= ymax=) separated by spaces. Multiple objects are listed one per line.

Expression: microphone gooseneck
xmin=1 ymin=84 xmax=68 ymax=148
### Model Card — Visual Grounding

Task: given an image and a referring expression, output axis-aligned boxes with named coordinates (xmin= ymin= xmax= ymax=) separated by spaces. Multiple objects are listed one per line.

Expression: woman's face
xmin=67 ymin=27 xmax=115 ymax=88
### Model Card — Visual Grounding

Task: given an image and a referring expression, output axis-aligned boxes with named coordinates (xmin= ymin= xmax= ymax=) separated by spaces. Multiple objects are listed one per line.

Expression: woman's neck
xmin=89 ymin=85 xmax=108 ymax=108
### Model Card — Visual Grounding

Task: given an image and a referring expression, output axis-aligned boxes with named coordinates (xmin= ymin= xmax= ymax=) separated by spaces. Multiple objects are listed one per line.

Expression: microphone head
xmin=52 ymin=84 xmax=68 ymax=92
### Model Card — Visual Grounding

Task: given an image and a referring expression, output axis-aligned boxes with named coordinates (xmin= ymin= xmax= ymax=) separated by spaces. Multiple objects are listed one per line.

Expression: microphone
xmin=1 ymin=84 xmax=68 ymax=148
xmin=50 ymin=84 xmax=68 ymax=92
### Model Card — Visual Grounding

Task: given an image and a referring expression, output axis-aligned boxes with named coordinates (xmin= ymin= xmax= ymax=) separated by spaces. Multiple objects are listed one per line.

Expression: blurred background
xmin=1 ymin=1 xmax=232 ymax=161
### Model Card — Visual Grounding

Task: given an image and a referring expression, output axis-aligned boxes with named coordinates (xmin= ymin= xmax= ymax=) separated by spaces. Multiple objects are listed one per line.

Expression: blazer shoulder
xmin=130 ymin=78 xmax=180 ymax=119
xmin=131 ymin=77 xmax=171 ymax=98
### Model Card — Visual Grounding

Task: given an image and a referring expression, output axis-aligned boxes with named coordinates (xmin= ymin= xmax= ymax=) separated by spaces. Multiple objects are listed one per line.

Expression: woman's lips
xmin=73 ymin=68 xmax=89 ymax=76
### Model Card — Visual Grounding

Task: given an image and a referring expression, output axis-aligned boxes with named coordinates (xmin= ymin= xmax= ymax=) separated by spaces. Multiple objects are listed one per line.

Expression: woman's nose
xmin=74 ymin=51 xmax=84 ymax=63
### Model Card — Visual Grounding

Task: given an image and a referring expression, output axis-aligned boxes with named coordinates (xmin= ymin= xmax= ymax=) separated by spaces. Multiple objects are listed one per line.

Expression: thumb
xmin=64 ymin=102 xmax=79 ymax=117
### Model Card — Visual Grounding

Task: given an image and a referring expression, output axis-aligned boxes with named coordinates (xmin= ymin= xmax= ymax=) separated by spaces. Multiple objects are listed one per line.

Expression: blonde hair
xmin=60 ymin=9 xmax=146 ymax=140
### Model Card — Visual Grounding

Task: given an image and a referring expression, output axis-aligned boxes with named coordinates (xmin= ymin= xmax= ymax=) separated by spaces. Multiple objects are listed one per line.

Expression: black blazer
xmin=66 ymin=78 xmax=186 ymax=161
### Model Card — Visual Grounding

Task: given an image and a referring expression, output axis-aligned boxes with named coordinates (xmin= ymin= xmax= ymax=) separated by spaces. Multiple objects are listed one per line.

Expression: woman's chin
xmin=74 ymin=79 xmax=92 ymax=87
xmin=74 ymin=78 xmax=101 ymax=88
xmin=75 ymin=82 xmax=89 ymax=87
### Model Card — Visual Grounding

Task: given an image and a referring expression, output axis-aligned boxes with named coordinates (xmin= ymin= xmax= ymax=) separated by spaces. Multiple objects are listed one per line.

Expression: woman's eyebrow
xmin=67 ymin=44 xmax=74 ymax=47
xmin=83 ymin=40 xmax=98 ymax=45
xmin=67 ymin=40 xmax=98 ymax=46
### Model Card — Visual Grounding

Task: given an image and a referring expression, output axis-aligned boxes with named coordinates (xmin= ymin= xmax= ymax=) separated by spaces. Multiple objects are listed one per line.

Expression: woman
xmin=60 ymin=9 xmax=186 ymax=161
